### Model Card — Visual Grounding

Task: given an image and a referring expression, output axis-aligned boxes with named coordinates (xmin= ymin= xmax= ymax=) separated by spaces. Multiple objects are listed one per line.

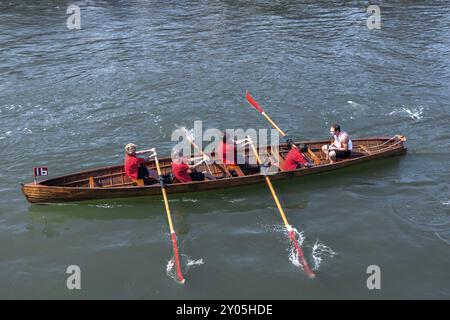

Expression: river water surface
xmin=1 ymin=0 xmax=450 ymax=299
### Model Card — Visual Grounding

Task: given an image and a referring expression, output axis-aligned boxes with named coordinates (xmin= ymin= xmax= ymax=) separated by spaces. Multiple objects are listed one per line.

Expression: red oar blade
xmin=171 ymin=232 xmax=185 ymax=284
xmin=288 ymin=230 xmax=315 ymax=279
xmin=245 ymin=91 xmax=264 ymax=113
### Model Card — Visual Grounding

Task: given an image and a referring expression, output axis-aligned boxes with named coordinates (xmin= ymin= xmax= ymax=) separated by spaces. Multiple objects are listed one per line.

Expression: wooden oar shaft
xmin=246 ymin=92 xmax=321 ymax=165
xmin=262 ymin=111 xmax=320 ymax=165
xmin=153 ymin=154 xmax=185 ymax=284
xmin=188 ymin=140 xmax=213 ymax=175
xmin=248 ymin=139 xmax=315 ymax=279
xmin=262 ymin=112 xmax=286 ymax=137
xmin=264 ymin=176 xmax=290 ymax=229
xmin=154 ymin=156 xmax=175 ymax=233
xmin=249 ymin=142 xmax=290 ymax=229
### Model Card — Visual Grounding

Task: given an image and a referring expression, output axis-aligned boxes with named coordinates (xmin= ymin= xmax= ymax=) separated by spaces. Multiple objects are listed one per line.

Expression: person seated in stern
xmin=124 ymin=143 xmax=158 ymax=185
xmin=283 ymin=141 xmax=311 ymax=171
xmin=321 ymin=123 xmax=353 ymax=164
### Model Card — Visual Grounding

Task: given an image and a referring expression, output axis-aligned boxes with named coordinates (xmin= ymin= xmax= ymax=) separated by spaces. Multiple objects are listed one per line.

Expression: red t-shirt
xmin=217 ymin=141 xmax=236 ymax=165
xmin=124 ymin=154 xmax=145 ymax=179
xmin=283 ymin=148 xmax=308 ymax=171
xmin=172 ymin=162 xmax=192 ymax=183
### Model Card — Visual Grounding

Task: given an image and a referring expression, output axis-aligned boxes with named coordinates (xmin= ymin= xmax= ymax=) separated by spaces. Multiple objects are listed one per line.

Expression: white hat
xmin=125 ymin=143 xmax=137 ymax=155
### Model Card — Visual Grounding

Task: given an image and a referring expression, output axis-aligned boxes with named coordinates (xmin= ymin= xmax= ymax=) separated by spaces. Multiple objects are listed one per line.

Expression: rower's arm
xmin=333 ymin=142 xmax=348 ymax=151
xmin=333 ymin=134 xmax=349 ymax=151
xmin=188 ymin=160 xmax=205 ymax=169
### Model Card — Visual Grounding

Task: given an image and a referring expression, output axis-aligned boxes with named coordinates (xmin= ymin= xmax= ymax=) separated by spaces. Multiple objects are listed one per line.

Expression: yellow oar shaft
xmin=189 ymin=140 xmax=213 ymax=175
xmin=153 ymin=152 xmax=185 ymax=283
xmin=248 ymin=139 xmax=316 ymax=278
xmin=262 ymin=112 xmax=286 ymax=137
xmin=262 ymin=112 xmax=321 ymax=165
xmin=264 ymin=176 xmax=290 ymax=229
xmin=249 ymin=141 xmax=290 ymax=229
xmin=154 ymin=155 xmax=175 ymax=233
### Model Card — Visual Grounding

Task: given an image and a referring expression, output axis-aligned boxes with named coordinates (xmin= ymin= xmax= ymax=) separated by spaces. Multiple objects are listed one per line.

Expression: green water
xmin=1 ymin=1 xmax=449 ymax=299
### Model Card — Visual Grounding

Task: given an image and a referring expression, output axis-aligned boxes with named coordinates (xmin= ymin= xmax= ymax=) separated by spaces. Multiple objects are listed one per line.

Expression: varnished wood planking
xmin=21 ymin=137 xmax=406 ymax=204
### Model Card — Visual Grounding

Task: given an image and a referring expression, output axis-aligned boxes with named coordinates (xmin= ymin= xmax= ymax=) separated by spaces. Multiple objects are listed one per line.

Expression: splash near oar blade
xmin=247 ymin=137 xmax=315 ymax=278
xmin=153 ymin=150 xmax=186 ymax=284
xmin=288 ymin=229 xmax=315 ymax=279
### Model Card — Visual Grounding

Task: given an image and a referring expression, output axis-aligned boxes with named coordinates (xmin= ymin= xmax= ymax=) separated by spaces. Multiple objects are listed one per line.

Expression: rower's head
xmin=298 ymin=143 xmax=308 ymax=153
xmin=222 ymin=132 xmax=233 ymax=144
xmin=330 ymin=123 xmax=341 ymax=136
xmin=125 ymin=143 xmax=137 ymax=155
xmin=286 ymin=138 xmax=295 ymax=149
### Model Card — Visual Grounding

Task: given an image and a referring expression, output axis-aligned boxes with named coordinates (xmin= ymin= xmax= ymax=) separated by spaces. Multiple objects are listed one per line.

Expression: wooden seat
xmin=226 ymin=165 xmax=245 ymax=177
xmin=132 ymin=179 xmax=145 ymax=186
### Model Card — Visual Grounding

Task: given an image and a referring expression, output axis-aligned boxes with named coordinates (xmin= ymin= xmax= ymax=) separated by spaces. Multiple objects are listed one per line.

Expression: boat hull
xmin=21 ymin=137 xmax=407 ymax=204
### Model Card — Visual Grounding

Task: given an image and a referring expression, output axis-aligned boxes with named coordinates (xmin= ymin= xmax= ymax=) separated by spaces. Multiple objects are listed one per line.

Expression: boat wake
xmin=166 ymin=254 xmax=204 ymax=284
xmin=388 ymin=106 xmax=424 ymax=120
xmin=88 ymin=204 xmax=132 ymax=209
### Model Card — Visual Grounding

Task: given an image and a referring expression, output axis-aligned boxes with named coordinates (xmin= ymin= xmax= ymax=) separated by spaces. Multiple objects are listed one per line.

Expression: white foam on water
xmin=261 ymin=224 xmax=336 ymax=271
xmin=88 ymin=204 xmax=130 ymax=209
xmin=227 ymin=198 xmax=247 ymax=204
xmin=347 ymin=100 xmax=361 ymax=107
xmin=166 ymin=258 xmax=176 ymax=281
xmin=166 ymin=254 xmax=204 ymax=284
xmin=388 ymin=106 xmax=424 ymax=120
xmin=311 ymin=240 xmax=337 ymax=271
xmin=287 ymin=227 xmax=306 ymax=269
xmin=185 ymin=256 xmax=204 ymax=270
xmin=181 ymin=198 xmax=198 ymax=203
xmin=434 ymin=231 xmax=450 ymax=245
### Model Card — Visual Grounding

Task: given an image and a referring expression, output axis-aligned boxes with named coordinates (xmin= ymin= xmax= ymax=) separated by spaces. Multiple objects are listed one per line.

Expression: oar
xmin=152 ymin=149 xmax=185 ymax=284
xmin=177 ymin=127 xmax=213 ymax=175
xmin=245 ymin=91 xmax=321 ymax=165
xmin=136 ymin=148 xmax=156 ymax=155
xmin=247 ymin=137 xmax=315 ymax=279
xmin=186 ymin=137 xmax=214 ymax=175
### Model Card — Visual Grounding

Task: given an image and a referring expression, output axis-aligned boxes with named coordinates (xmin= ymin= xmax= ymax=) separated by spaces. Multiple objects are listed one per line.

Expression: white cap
xmin=125 ymin=143 xmax=137 ymax=155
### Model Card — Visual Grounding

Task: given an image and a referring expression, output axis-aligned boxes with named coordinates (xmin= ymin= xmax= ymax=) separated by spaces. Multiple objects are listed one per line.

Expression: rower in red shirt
xmin=171 ymin=149 xmax=217 ymax=183
xmin=283 ymin=142 xmax=311 ymax=171
xmin=216 ymin=133 xmax=260 ymax=176
xmin=124 ymin=143 xmax=158 ymax=184
xmin=217 ymin=133 xmax=237 ymax=166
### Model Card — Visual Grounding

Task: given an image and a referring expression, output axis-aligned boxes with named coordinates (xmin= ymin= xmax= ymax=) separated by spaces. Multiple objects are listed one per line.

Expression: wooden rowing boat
xmin=21 ymin=136 xmax=407 ymax=204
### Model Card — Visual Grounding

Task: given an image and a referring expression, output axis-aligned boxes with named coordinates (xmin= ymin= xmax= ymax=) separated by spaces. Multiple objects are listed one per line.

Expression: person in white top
xmin=321 ymin=123 xmax=353 ymax=164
